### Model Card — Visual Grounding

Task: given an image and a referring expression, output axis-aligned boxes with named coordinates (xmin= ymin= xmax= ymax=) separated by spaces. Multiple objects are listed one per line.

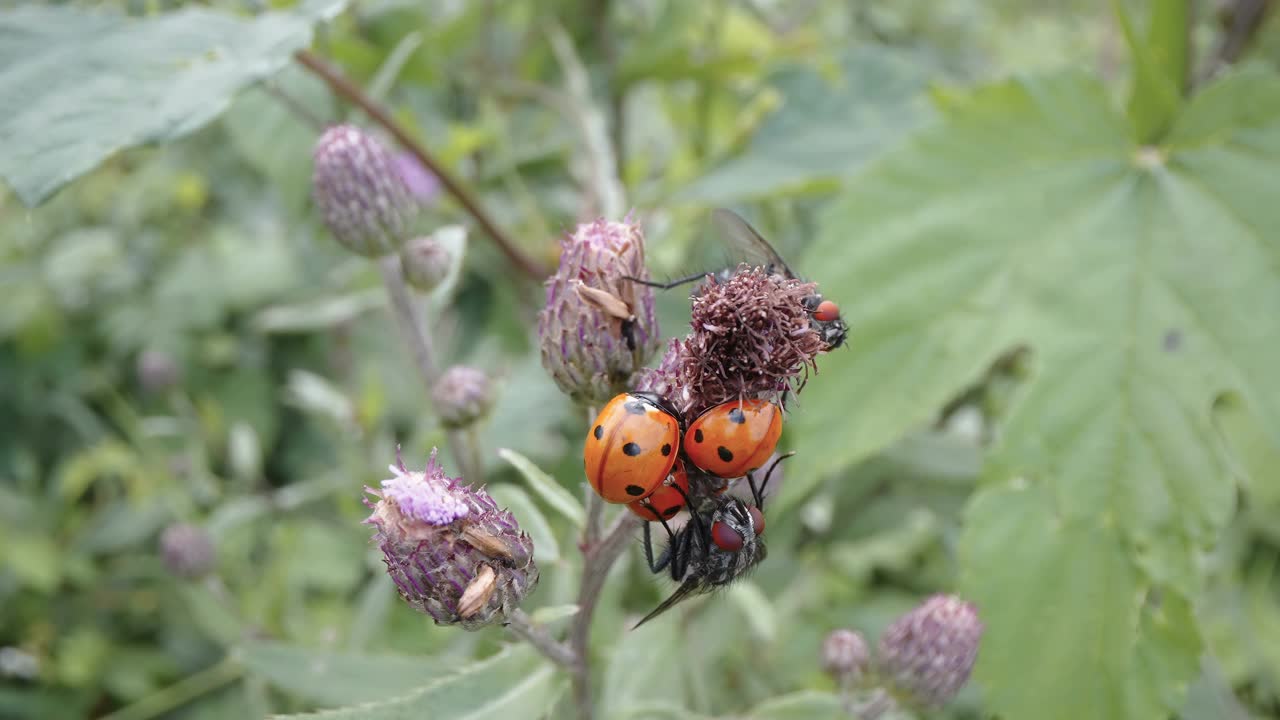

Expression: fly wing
xmin=630 ymin=577 xmax=709 ymax=630
xmin=711 ymin=208 xmax=796 ymax=279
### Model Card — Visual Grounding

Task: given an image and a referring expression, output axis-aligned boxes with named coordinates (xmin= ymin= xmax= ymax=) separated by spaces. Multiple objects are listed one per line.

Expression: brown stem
xmin=506 ymin=609 xmax=578 ymax=668
xmin=569 ymin=510 xmax=640 ymax=720
xmin=377 ymin=256 xmax=481 ymax=484
xmin=1200 ymin=0 xmax=1274 ymax=83
xmin=295 ymin=49 xmax=551 ymax=281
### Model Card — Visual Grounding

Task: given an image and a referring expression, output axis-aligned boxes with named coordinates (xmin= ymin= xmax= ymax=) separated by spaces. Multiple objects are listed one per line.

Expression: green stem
xmin=97 ymin=656 xmax=242 ymax=720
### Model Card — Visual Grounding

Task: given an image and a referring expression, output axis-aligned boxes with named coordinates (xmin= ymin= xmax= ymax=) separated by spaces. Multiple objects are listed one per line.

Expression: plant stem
xmin=569 ymin=509 xmax=641 ymax=720
xmin=1200 ymin=0 xmax=1273 ymax=82
xmin=507 ymin=609 xmax=577 ymax=667
xmin=98 ymin=656 xmax=242 ymax=720
xmin=377 ymin=256 xmax=481 ymax=483
xmin=295 ymin=49 xmax=550 ymax=281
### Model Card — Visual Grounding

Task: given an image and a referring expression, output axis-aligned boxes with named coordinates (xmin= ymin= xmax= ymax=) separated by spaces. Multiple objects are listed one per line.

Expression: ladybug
xmin=626 ymin=208 xmax=848 ymax=349
xmin=633 ymin=453 xmax=793 ymax=629
xmin=584 ymin=392 xmax=682 ymax=504
xmin=684 ymin=399 xmax=782 ymax=479
xmin=627 ymin=461 xmax=690 ymax=522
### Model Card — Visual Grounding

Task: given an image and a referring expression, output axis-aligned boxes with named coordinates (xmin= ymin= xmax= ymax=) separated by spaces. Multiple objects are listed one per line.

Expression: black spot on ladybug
xmin=694 ymin=429 xmax=704 ymax=443
xmin=664 ymin=506 xmax=680 ymax=518
xmin=661 ymin=443 xmax=672 ymax=456
xmin=593 ymin=425 xmax=604 ymax=440
xmin=717 ymin=446 xmax=734 ymax=462
xmin=622 ymin=442 xmax=642 ymax=456
xmin=625 ymin=484 xmax=646 ymax=496
xmin=624 ymin=400 xmax=647 ymax=415
xmin=728 ymin=407 xmax=746 ymax=424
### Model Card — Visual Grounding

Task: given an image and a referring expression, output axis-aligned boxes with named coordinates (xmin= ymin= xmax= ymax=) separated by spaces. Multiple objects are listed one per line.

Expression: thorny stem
xmin=570 ymin=510 xmax=642 ymax=720
xmin=377 ymin=256 xmax=481 ymax=484
xmin=295 ymin=50 xmax=550 ymax=281
xmin=507 ymin=609 xmax=577 ymax=668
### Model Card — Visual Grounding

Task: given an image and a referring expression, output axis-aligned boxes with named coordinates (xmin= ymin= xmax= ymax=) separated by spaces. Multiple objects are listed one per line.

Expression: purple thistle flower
xmin=312 ymin=125 xmax=417 ymax=257
xmin=393 ymin=152 xmax=441 ymax=203
xmin=365 ymin=449 xmax=538 ymax=630
xmin=876 ymin=594 xmax=983 ymax=708
xmin=537 ymin=218 xmax=660 ymax=405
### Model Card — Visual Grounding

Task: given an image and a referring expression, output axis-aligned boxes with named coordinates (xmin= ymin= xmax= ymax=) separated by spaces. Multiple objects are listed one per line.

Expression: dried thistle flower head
xmin=312 ymin=124 xmax=416 ymax=257
xmin=636 ymin=267 xmax=825 ymax=418
xmin=159 ymin=523 xmax=216 ymax=579
xmin=538 ymin=218 xmax=660 ymax=405
xmin=400 ymin=235 xmax=452 ymax=292
xmin=364 ymin=449 xmax=538 ymax=630
xmin=821 ymin=628 xmax=870 ymax=684
xmin=876 ymin=594 xmax=982 ymax=708
xmin=432 ymin=365 xmax=494 ymax=429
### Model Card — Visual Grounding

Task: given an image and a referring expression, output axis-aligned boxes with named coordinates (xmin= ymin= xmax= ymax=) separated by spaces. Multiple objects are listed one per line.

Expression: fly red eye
xmin=711 ymin=521 xmax=744 ymax=551
xmin=748 ymin=506 xmax=765 ymax=536
xmin=814 ymin=300 xmax=840 ymax=322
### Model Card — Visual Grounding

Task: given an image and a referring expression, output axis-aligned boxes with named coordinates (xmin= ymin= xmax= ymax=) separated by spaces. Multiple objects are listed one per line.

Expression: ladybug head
xmin=629 ymin=391 xmax=685 ymax=428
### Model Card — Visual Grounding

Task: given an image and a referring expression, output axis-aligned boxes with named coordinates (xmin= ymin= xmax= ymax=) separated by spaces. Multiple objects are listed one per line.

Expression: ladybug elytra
xmin=584 ymin=392 xmax=682 ymax=504
xmin=627 ymin=461 xmax=690 ymax=521
xmin=684 ymin=399 xmax=782 ymax=479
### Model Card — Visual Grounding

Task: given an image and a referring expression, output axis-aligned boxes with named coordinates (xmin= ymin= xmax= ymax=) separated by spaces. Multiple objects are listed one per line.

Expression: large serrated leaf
xmin=268 ymin=645 xmax=564 ymax=720
xmin=0 ymin=0 xmax=345 ymax=206
xmin=788 ymin=68 xmax=1280 ymax=720
xmin=238 ymin=642 xmax=448 ymax=707
xmin=960 ymin=481 xmax=1201 ymax=719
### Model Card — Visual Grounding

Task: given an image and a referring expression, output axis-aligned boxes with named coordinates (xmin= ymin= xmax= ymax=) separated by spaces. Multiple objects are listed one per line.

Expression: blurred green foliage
xmin=2 ymin=1 xmax=1280 ymax=719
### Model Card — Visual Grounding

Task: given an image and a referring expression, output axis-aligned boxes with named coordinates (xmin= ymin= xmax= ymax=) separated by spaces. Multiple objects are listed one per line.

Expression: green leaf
xmin=268 ymin=645 xmax=564 ymax=720
xmin=727 ymin=581 xmax=777 ymax=644
xmin=680 ymin=48 xmax=935 ymax=203
xmin=487 ymin=484 xmax=561 ymax=564
xmin=238 ymin=642 xmax=448 ymax=707
xmin=961 ymin=481 xmax=1201 ymax=719
xmin=498 ymin=448 xmax=586 ymax=528
xmin=0 ymin=1 xmax=345 ymax=206
xmin=791 ymin=68 xmax=1280 ymax=719
xmin=1113 ymin=0 xmax=1187 ymax=142
xmin=745 ymin=691 xmax=843 ymax=720
xmin=604 ymin=606 xmax=684 ymax=713
xmin=1179 ymin=658 xmax=1252 ymax=720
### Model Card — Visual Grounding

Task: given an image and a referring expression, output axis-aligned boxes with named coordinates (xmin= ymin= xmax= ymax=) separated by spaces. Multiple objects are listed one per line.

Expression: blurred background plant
xmin=2 ymin=0 xmax=1279 ymax=719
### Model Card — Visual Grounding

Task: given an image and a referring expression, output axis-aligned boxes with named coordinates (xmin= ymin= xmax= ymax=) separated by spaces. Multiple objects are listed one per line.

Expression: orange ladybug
xmin=628 ymin=461 xmax=690 ymax=521
xmin=585 ymin=392 xmax=682 ymax=504
xmin=684 ymin=399 xmax=782 ymax=478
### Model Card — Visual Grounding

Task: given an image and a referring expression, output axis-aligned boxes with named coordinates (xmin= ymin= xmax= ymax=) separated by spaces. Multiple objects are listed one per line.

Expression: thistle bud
xmin=364 ymin=449 xmax=538 ymax=630
xmin=400 ymin=235 xmax=452 ymax=292
xmin=432 ymin=366 xmax=493 ymax=429
xmin=537 ymin=218 xmax=659 ymax=406
xmin=821 ymin=628 xmax=870 ymax=683
xmin=159 ymin=523 xmax=216 ymax=579
xmin=137 ymin=348 xmax=180 ymax=393
xmin=876 ymin=594 xmax=982 ymax=708
xmin=312 ymin=125 xmax=416 ymax=257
